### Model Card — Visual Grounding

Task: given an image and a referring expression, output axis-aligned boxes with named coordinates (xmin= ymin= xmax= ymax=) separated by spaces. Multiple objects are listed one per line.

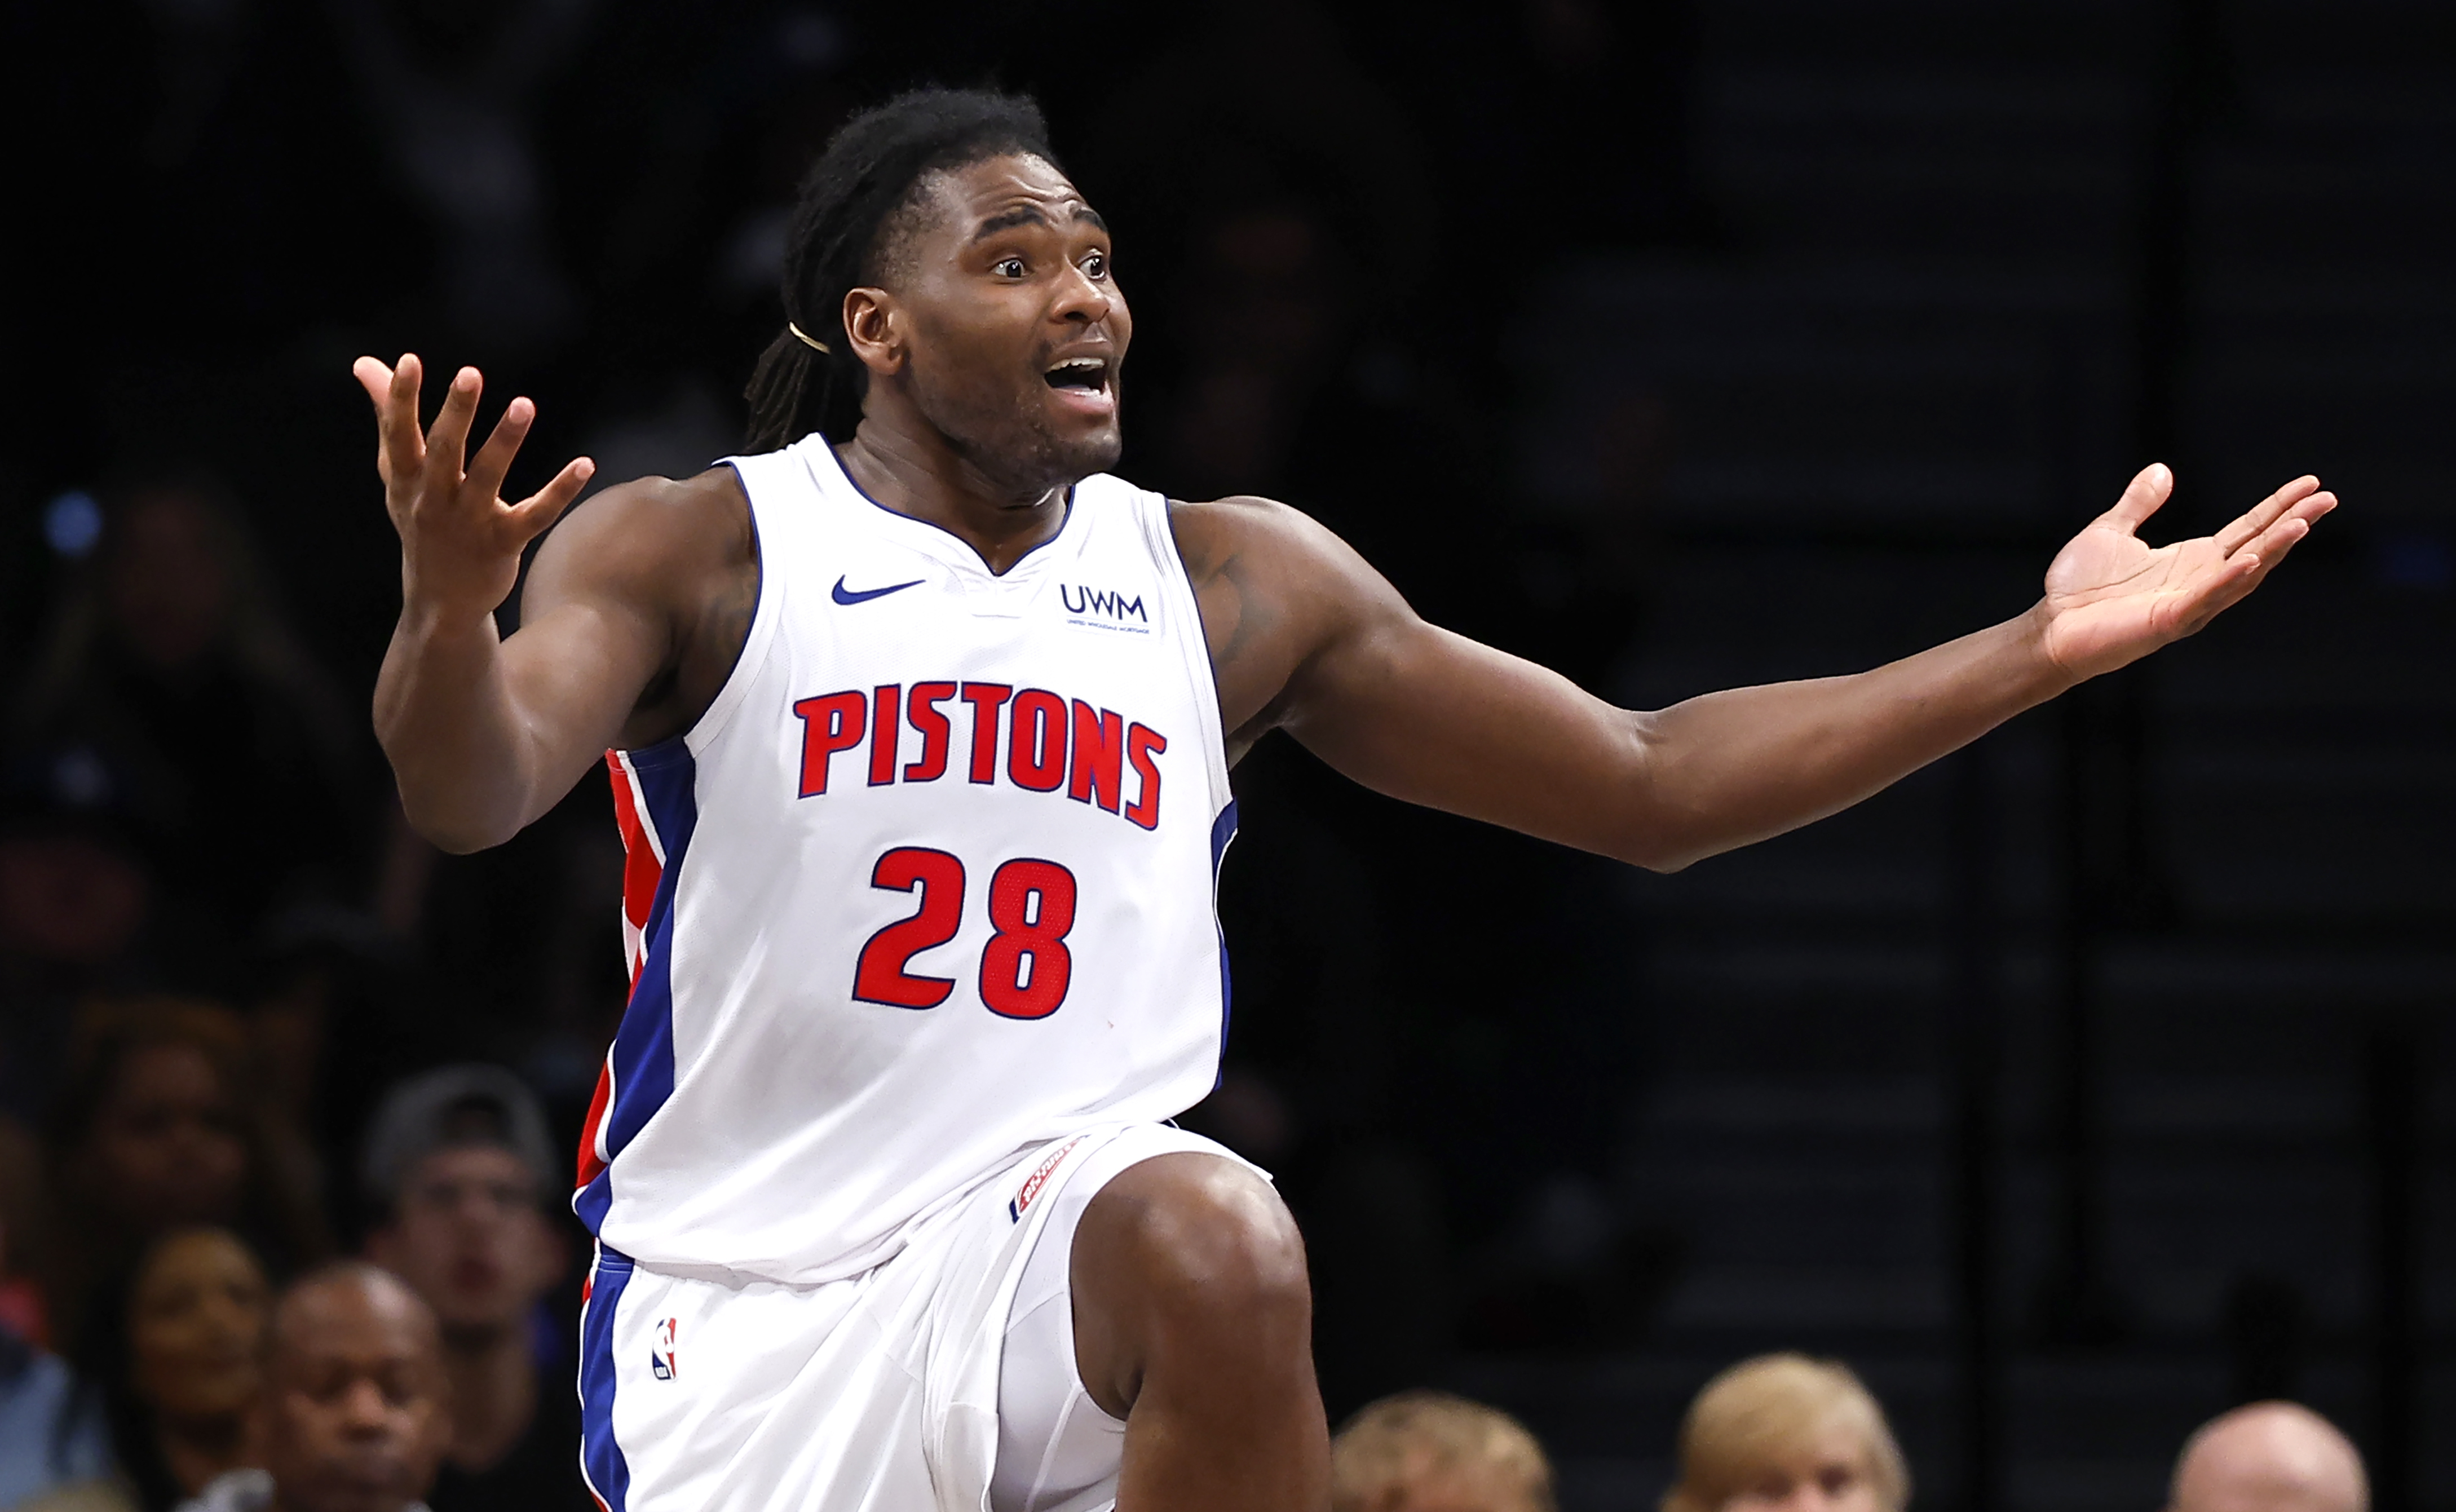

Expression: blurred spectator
xmin=175 ymin=1263 xmax=449 ymax=1512
xmin=1660 ymin=1355 xmax=1909 ymax=1512
xmin=43 ymin=1000 xmax=329 ymax=1355
xmin=359 ymin=1067 xmax=582 ymax=1512
xmin=2167 ymin=1402 xmax=2367 ymax=1512
xmin=0 ymin=1213 xmax=113 ymax=1506
xmin=12 ymin=471 xmax=363 ymax=958
xmin=0 ymin=744 xmax=156 ymax=1130
xmin=30 ymin=1227 xmax=272 ymax=1512
xmin=1330 ymin=1390 xmax=1556 ymax=1512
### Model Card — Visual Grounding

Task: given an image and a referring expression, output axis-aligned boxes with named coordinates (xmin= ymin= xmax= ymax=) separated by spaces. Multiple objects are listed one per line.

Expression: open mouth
xmin=1043 ymin=356 xmax=1110 ymax=393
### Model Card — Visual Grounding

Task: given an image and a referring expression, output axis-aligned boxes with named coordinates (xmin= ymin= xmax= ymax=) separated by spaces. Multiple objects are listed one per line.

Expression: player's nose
xmin=1051 ymin=266 xmax=1112 ymax=327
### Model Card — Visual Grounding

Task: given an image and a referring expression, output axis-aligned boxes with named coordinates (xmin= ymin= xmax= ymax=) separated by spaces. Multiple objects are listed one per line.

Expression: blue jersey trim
xmin=577 ymin=1245 xmax=635 ymax=1512
xmin=706 ymin=459 xmax=767 ymax=706
xmin=1208 ymin=799 xmax=1239 ymax=1087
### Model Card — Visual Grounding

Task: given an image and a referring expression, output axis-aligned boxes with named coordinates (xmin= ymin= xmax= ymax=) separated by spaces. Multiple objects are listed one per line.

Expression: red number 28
xmin=850 ymin=848 xmax=964 ymax=1008
xmin=851 ymin=848 xmax=1077 ymax=1019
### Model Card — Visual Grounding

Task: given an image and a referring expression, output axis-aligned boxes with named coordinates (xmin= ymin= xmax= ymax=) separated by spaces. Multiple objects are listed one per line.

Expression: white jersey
xmin=574 ymin=434 xmax=1235 ymax=1284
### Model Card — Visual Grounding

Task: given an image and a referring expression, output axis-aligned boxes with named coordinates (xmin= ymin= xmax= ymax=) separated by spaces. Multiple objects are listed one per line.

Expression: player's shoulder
xmin=1166 ymin=492 xmax=1314 ymax=549
xmin=1165 ymin=491 xmax=1304 ymax=527
xmin=1164 ymin=493 xmax=1365 ymax=583
xmin=567 ymin=465 xmax=748 ymax=535
xmin=529 ymin=466 xmax=753 ymax=601
xmin=550 ymin=466 xmax=746 ymax=554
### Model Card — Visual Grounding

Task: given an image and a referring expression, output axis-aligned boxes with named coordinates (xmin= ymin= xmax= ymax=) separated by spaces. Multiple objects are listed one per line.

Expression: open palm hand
xmin=2038 ymin=465 xmax=2335 ymax=680
xmin=353 ymin=353 xmax=595 ymax=621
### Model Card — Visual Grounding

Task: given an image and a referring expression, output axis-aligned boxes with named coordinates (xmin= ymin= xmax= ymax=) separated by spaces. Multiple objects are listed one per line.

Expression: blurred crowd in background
xmin=2 ymin=0 xmax=2441 ymax=1507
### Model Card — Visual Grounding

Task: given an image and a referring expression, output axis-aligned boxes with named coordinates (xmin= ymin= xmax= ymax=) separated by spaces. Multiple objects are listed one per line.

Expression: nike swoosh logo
xmin=832 ymin=575 xmax=925 ymax=605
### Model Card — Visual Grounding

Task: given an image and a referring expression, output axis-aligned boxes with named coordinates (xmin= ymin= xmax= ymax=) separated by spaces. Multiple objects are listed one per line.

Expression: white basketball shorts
xmin=576 ymin=1124 xmax=1259 ymax=1512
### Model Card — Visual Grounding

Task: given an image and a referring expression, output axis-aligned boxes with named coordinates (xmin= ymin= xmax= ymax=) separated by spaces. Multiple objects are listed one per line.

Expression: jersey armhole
xmin=1144 ymin=491 xmax=1234 ymax=816
xmin=681 ymin=457 xmax=781 ymax=754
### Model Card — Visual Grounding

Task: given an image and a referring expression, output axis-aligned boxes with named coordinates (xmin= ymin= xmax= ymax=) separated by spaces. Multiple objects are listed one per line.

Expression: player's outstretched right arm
xmin=357 ymin=355 xmax=737 ymax=854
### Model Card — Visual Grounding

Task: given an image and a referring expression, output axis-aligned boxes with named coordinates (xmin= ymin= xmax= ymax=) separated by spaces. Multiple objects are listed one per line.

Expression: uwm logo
xmin=1059 ymin=582 xmax=1150 ymax=631
xmin=793 ymin=679 xmax=1167 ymax=830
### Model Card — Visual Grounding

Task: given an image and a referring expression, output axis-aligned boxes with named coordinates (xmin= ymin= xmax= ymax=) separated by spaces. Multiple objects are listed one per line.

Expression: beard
xmin=908 ymin=360 xmax=1124 ymax=497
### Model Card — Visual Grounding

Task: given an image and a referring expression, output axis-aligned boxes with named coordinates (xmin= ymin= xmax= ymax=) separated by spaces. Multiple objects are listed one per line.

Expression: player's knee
xmin=1097 ymin=1153 xmax=1310 ymax=1328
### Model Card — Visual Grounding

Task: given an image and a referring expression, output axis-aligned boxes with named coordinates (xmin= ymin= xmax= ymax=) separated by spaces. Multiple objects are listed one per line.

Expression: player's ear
xmin=842 ymin=287 xmax=904 ymax=377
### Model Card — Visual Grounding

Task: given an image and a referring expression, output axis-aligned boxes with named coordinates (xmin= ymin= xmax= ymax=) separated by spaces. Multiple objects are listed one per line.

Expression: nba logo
xmin=650 ymin=1318 xmax=678 ymax=1380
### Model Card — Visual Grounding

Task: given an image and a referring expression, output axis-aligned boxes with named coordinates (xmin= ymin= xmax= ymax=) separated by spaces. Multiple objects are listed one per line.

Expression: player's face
xmin=889 ymin=154 xmax=1130 ymax=491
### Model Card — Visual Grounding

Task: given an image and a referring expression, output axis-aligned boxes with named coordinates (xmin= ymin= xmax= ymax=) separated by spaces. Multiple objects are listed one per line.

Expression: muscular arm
xmin=1174 ymin=465 xmax=2331 ymax=873
xmin=376 ymin=476 xmax=752 ymax=850
xmin=361 ymin=356 xmax=755 ymax=852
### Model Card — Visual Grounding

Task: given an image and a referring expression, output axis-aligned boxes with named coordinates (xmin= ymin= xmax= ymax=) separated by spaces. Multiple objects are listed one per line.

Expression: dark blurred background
xmin=3 ymin=0 xmax=2450 ymax=1507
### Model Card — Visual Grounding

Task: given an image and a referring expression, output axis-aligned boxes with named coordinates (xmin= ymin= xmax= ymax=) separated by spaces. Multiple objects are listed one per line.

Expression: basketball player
xmin=352 ymin=91 xmax=2332 ymax=1512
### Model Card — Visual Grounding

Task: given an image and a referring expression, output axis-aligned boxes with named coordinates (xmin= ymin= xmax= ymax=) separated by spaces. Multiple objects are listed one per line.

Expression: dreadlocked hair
xmin=743 ymin=87 xmax=1060 ymax=452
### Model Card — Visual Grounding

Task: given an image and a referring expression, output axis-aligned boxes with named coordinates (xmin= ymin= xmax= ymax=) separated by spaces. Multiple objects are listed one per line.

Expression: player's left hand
xmin=2035 ymin=465 xmax=2335 ymax=680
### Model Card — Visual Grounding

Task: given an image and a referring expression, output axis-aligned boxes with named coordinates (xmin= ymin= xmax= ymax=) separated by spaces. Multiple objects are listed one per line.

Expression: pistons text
xmin=793 ymin=681 xmax=1167 ymax=829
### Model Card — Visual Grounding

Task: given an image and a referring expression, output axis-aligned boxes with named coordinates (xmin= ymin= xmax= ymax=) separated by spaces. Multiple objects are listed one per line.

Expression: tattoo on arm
xmin=1173 ymin=502 xmax=1288 ymax=761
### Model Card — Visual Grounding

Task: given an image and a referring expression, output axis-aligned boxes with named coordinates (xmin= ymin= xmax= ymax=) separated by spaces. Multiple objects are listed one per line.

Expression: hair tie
xmin=787 ymin=321 xmax=832 ymax=355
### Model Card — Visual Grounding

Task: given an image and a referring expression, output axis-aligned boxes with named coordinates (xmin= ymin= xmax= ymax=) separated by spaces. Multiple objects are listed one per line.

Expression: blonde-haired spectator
xmin=1332 ymin=1390 xmax=1556 ymax=1512
xmin=1662 ymin=1354 xmax=1909 ymax=1512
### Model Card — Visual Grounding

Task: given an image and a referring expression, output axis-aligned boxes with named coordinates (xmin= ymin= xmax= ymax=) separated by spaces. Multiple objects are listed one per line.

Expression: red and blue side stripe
xmin=573 ymin=740 xmax=696 ymax=1512
xmin=576 ymin=739 xmax=698 ymax=1233
xmin=576 ymin=1244 xmax=635 ymax=1512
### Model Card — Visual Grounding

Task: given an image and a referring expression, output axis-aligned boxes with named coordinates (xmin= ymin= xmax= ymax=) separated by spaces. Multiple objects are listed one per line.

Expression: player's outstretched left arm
xmin=1176 ymin=465 xmax=2331 ymax=873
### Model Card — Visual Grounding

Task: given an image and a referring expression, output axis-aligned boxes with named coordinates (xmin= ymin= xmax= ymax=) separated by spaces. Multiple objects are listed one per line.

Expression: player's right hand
xmin=353 ymin=354 xmax=595 ymax=621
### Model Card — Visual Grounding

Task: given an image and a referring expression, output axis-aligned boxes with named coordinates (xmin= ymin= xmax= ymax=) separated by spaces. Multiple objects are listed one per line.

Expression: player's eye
xmin=1081 ymin=251 xmax=1107 ymax=279
xmin=995 ymin=257 xmax=1026 ymax=278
